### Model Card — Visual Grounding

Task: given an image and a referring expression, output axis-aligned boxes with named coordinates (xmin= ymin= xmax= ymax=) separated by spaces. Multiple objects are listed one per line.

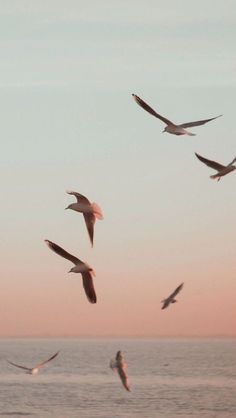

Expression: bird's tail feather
xmin=186 ymin=131 xmax=196 ymax=136
xmin=92 ymin=202 xmax=104 ymax=219
xmin=210 ymin=174 xmax=219 ymax=180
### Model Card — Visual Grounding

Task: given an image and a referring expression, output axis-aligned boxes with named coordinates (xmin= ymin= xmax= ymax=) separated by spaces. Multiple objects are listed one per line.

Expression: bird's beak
xmin=65 ymin=207 xmax=68 ymax=210
xmin=162 ymin=129 xmax=165 ymax=133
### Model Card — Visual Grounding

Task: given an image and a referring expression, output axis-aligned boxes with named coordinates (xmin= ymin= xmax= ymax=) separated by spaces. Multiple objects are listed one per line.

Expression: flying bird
xmin=7 ymin=351 xmax=59 ymax=375
xmin=65 ymin=190 xmax=103 ymax=247
xmin=195 ymin=153 xmax=236 ymax=181
xmin=45 ymin=240 xmax=97 ymax=303
xmin=110 ymin=350 xmax=130 ymax=392
xmin=132 ymin=94 xmax=222 ymax=136
xmin=161 ymin=283 xmax=184 ymax=310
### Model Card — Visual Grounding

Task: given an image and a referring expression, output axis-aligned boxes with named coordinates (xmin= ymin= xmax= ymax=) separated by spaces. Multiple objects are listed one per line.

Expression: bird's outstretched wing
xmin=110 ymin=359 xmax=117 ymax=371
xmin=83 ymin=213 xmax=95 ymax=247
xmin=195 ymin=153 xmax=226 ymax=171
xmin=81 ymin=271 xmax=97 ymax=303
xmin=7 ymin=360 xmax=31 ymax=372
xmin=66 ymin=190 xmax=90 ymax=204
xmin=161 ymin=299 xmax=170 ymax=310
xmin=228 ymin=157 xmax=236 ymax=166
xmin=45 ymin=240 xmax=80 ymax=265
xmin=132 ymin=94 xmax=173 ymax=125
xmin=180 ymin=115 xmax=222 ymax=128
xmin=36 ymin=351 xmax=60 ymax=369
xmin=169 ymin=283 xmax=184 ymax=299
xmin=117 ymin=365 xmax=130 ymax=392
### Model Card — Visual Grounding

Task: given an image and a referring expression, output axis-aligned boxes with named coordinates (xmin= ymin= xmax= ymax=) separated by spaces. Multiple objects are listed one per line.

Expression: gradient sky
xmin=0 ymin=0 xmax=236 ymax=337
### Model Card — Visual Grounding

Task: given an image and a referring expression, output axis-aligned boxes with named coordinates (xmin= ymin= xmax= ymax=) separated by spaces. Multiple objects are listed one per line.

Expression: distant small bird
xmin=7 ymin=351 xmax=59 ymax=375
xmin=45 ymin=240 xmax=97 ymax=303
xmin=65 ymin=190 xmax=103 ymax=247
xmin=195 ymin=153 xmax=236 ymax=181
xmin=110 ymin=350 xmax=131 ymax=392
xmin=132 ymin=94 xmax=222 ymax=136
xmin=161 ymin=283 xmax=184 ymax=310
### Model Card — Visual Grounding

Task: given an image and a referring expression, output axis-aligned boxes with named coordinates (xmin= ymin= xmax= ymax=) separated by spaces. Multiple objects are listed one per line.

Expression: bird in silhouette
xmin=195 ymin=153 xmax=236 ymax=181
xmin=45 ymin=240 xmax=97 ymax=303
xmin=161 ymin=283 xmax=184 ymax=310
xmin=132 ymin=94 xmax=222 ymax=136
xmin=65 ymin=190 xmax=103 ymax=247
xmin=110 ymin=350 xmax=131 ymax=391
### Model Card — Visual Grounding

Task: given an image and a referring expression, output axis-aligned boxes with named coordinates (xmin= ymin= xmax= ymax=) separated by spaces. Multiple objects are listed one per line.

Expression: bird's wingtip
xmin=44 ymin=239 xmax=52 ymax=247
xmin=89 ymin=297 xmax=97 ymax=304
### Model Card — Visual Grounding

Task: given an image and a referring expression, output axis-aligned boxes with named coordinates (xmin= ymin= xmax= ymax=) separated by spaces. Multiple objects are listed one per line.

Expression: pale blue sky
xmin=0 ymin=0 xmax=235 ymax=336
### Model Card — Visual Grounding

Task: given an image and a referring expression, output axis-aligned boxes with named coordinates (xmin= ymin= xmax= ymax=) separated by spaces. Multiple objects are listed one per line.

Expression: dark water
xmin=0 ymin=338 xmax=235 ymax=417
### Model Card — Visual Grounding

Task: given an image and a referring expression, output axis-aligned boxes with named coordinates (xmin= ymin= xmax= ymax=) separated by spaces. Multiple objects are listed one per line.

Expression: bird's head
xmin=162 ymin=127 xmax=167 ymax=133
xmin=116 ymin=350 xmax=122 ymax=360
xmin=68 ymin=267 xmax=76 ymax=273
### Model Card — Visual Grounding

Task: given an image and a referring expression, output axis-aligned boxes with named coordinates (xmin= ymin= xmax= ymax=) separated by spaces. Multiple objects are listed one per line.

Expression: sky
xmin=0 ymin=0 xmax=236 ymax=337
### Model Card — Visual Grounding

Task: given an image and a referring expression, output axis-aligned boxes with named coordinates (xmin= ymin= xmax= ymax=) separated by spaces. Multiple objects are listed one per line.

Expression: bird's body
xmin=69 ymin=262 xmax=92 ymax=274
xmin=67 ymin=202 xmax=95 ymax=214
xmin=110 ymin=351 xmax=130 ymax=392
xmin=161 ymin=283 xmax=184 ymax=310
xmin=132 ymin=94 xmax=222 ymax=136
xmin=7 ymin=351 xmax=59 ymax=375
xmin=65 ymin=191 xmax=103 ymax=247
xmin=164 ymin=125 xmax=194 ymax=136
xmin=45 ymin=239 xmax=97 ymax=303
xmin=30 ymin=368 xmax=39 ymax=375
xmin=195 ymin=153 xmax=236 ymax=181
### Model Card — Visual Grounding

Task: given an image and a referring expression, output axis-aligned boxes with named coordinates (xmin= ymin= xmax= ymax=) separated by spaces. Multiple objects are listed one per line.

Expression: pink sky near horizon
xmin=1 ymin=230 xmax=235 ymax=337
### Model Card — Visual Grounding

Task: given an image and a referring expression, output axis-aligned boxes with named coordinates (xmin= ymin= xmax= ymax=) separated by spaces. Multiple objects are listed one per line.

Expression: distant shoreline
xmin=0 ymin=335 xmax=235 ymax=339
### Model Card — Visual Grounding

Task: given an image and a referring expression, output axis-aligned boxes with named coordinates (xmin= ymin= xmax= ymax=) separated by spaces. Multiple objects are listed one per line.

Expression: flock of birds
xmin=7 ymin=93 xmax=234 ymax=393
xmin=132 ymin=94 xmax=236 ymax=180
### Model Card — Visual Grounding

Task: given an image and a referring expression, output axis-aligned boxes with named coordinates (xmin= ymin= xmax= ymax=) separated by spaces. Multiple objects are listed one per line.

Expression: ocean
xmin=0 ymin=338 xmax=235 ymax=418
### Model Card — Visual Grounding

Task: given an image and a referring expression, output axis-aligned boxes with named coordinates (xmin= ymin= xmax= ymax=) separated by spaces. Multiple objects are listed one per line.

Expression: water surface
xmin=0 ymin=338 xmax=235 ymax=418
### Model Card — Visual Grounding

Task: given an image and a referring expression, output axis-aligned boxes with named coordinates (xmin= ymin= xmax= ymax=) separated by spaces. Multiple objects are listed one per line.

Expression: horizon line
xmin=0 ymin=334 xmax=235 ymax=339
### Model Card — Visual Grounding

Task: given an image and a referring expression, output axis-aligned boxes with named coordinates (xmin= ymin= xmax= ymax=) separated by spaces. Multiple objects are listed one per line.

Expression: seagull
xmin=195 ymin=153 xmax=236 ymax=181
xmin=110 ymin=350 xmax=130 ymax=392
xmin=132 ymin=94 xmax=222 ymax=136
xmin=65 ymin=190 xmax=103 ymax=247
xmin=7 ymin=351 xmax=59 ymax=375
xmin=45 ymin=240 xmax=97 ymax=304
xmin=161 ymin=283 xmax=184 ymax=310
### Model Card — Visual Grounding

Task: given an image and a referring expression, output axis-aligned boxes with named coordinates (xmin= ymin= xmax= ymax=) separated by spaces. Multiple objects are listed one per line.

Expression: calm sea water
xmin=0 ymin=338 xmax=235 ymax=418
